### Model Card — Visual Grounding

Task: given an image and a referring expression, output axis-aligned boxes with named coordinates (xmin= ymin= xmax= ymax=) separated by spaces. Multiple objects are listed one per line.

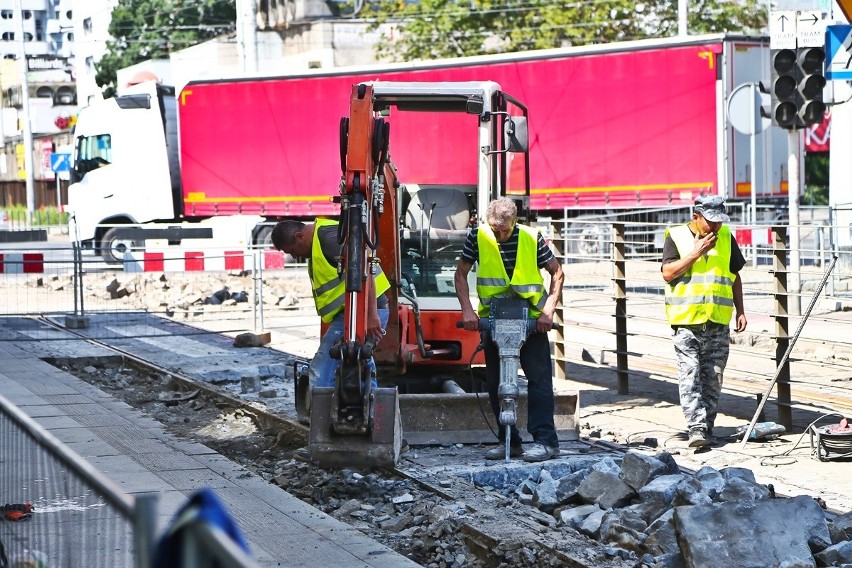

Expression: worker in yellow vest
xmin=454 ymin=198 xmax=564 ymax=462
xmin=271 ymin=219 xmax=390 ymax=393
xmin=662 ymin=195 xmax=748 ymax=448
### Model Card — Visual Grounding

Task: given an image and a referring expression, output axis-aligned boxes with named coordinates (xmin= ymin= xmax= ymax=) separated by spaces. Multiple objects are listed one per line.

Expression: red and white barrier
xmin=734 ymin=227 xmax=772 ymax=246
xmin=0 ymin=253 xmax=44 ymax=274
xmin=123 ymin=249 xmax=287 ymax=273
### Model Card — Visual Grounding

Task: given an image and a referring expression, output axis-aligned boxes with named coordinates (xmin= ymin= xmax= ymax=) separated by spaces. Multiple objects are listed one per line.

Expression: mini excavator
xmin=306 ymin=81 xmax=538 ymax=468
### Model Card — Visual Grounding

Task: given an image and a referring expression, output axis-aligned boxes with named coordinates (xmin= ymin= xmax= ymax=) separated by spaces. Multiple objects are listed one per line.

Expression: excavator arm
xmin=308 ymin=84 xmax=403 ymax=468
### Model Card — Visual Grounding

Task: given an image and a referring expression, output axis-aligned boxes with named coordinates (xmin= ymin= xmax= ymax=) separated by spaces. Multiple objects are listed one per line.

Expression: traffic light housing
xmin=797 ymin=46 xmax=826 ymax=126
xmin=769 ymin=47 xmax=826 ymax=130
xmin=770 ymin=48 xmax=799 ymax=129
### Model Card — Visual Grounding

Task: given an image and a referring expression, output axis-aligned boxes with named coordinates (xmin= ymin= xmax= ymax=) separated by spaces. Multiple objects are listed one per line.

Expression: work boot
xmin=688 ymin=428 xmax=712 ymax=448
xmin=485 ymin=443 xmax=523 ymax=460
xmin=521 ymin=443 xmax=559 ymax=462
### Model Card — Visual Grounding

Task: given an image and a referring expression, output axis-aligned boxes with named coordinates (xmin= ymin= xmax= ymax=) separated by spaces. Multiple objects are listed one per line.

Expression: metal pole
xmin=749 ymin=82 xmax=759 ymax=267
xmin=252 ymin=249 xmax=258 ymax=332
xmin=788 ymin=129 xmax=802 ymax=316
xmin=258 ymin=249 xmax=265 ymax=332
xmin=678 ymin=0 xmax=688 ymax=35
xmin=72 ymin=242 xmax=79 ymax=316
xmin=133 ymin=493 xmax=158 ymax=568
xmin=77 ymin=241 xmax=85 ymax=317
xmin=14 ymin=0 xmax=35 ymax=220
xmin=740 ymin=255 xmax=837 ymax=447
xmin=236 ymin=0 xmax=258 ymax=74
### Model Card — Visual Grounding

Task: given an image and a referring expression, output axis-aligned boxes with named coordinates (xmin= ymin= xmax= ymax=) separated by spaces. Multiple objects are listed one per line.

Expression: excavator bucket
xmin=308 ymin=387 xmax=403 ymax=469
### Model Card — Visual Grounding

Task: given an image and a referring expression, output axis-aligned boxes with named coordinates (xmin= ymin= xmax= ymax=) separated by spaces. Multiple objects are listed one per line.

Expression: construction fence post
xmin=612 ymin=223 xmax=628 ymax=395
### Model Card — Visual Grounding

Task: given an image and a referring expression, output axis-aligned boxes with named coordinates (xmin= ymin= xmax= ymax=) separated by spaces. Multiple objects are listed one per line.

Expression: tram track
xmin=35 ymin=315 xmax=643 ymax=567
xmin=30 ymin=313 xmax=852 ymax=565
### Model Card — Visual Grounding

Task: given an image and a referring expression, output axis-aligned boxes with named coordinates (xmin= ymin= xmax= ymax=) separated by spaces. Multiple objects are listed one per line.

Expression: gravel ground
xmin=55 ymin=358 xmax=636 ymax=568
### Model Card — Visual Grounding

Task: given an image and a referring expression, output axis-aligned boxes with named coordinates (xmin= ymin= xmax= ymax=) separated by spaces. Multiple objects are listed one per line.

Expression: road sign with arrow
xmin=797 ymin=10 xmax=828 ymax=47
xmin=770 ymin=11 xmax=798 ymax=49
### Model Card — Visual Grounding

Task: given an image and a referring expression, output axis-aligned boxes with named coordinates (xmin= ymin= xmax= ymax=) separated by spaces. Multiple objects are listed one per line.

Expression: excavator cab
xmin=308 ymin=81 xmax=533 ymax=468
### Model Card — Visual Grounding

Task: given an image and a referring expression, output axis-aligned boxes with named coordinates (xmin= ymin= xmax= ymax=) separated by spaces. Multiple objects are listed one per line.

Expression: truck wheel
xmin=100 ymin=227 xmax=139 ymax=265
xmin=566 ymin=219 xmax=612 ymax=259
xmin=255 ymin=225 xmax=274 ymax=248
xmin=256 ymin=224 xmax=297 ymax=263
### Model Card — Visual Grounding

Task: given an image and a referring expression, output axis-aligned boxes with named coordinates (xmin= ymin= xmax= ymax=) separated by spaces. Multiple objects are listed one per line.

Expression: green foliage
xmin=804 ymin=153 xmax=829 ymax=206
xmin=2 ymin=205 xmax=69 ymax=227
xmin=366 ymin=0 xmax=768 ymax=61
xmin=95 ymin=0 xmax=237 ymax=97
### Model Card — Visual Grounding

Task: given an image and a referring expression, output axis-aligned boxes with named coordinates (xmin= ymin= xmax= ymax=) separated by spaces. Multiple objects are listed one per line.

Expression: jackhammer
xmin=462 ymin=297 xmax=558 ymax=463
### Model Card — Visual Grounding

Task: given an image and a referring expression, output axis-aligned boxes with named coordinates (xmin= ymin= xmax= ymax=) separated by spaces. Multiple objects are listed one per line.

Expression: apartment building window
xmin=1 ymin=32 xmax=14 ymax=41
xmin=0 ymin=10 xmax=12 ymax=19
xmin=83 ymin=17 xmax=92 ymax=33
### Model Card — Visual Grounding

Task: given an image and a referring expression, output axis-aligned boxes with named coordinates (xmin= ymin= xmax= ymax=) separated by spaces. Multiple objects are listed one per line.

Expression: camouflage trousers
xmin=672 ymin=322 xmax=730 ymax=433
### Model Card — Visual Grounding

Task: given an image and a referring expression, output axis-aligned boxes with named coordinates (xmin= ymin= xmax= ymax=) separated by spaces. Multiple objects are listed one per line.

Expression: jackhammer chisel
xmin=460 ymin=297 xmax=559 ymax=463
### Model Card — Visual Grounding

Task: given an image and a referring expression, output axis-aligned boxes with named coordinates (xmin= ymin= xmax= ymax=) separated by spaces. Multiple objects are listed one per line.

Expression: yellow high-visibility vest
xmin=310 ymin=218 xmax=390 ymax=323
xmin=475 ymin=224 xmax=546 ymax=318
xmin=664 ymin=224 xmax=735 ymax=326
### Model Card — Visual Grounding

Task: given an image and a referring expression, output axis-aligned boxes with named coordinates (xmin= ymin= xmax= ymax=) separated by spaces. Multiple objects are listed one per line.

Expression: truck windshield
xmin=72 ymin=134 xmax=112 ymax=180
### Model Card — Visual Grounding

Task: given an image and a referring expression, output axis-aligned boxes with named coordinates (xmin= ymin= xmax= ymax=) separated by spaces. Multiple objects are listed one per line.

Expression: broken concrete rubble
xmin=463 ymin=449 xmax=852 ymax=568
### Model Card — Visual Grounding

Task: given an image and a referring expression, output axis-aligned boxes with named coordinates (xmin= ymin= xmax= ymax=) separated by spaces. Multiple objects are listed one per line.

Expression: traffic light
xmin=796 ymin=46 xmax=826 ymax=126
xmin=770 ymin=48 xmax=799 ymax=129
xmin=769 ymin=47 xmax=826 ymax=130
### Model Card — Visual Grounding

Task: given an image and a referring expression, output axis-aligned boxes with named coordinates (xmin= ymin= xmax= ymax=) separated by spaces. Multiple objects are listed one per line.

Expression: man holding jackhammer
xmin=454 ymin=197 xmax=564 ymax=462
xmin=662 ymin=195 xmax=748 ymax=448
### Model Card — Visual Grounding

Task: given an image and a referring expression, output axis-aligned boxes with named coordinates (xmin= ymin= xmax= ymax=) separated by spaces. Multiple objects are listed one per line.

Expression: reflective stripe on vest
xmin=309 ymin=218 xmax=391 ymax=323
xmin=310 ymin=218 xmax=345 ymax=323
xmin=664 ymin=223 xmax=735 ymax=326
xmin=475 ymin=224 xmax=545 ymax=318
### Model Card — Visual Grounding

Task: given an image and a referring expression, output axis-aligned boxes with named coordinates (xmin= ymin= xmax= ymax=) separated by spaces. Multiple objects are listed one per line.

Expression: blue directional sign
xmin=50 ymin=152 xmax=70 ymax=173
xmin=826 ymin=25 xmax=852 ymax=81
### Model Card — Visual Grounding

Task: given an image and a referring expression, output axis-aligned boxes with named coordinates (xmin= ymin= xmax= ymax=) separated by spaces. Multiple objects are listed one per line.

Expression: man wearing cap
xmin=662 ymin=195 xmax=748 ymax=448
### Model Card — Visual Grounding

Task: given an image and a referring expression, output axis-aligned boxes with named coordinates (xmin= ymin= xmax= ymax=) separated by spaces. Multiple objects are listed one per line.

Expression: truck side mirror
xmin=504 ymin=116 xmax=528 ymax=153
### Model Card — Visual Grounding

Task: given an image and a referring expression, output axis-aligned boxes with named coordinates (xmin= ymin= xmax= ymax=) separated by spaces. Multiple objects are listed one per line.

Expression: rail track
xmin=30 ymin=311 xmax=852 ymax=565
xmin=36 ymin=315 xmax=644 ymax=567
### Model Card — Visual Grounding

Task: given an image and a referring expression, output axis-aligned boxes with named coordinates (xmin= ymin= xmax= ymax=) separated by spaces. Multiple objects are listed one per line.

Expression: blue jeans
xmin=484 ymin=331 xmax=559 ymax=448
xmin=309 ymin=308 xmax=389 ymax=390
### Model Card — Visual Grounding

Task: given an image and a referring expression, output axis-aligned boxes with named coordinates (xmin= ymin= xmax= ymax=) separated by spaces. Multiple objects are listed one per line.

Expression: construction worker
xmin=271 ymin=219 xmax=390 ymax=393
xmin=662 ymin=195 xmax=748 ymax=448
xmin=454 ymin=197 xmax=564 ymax=462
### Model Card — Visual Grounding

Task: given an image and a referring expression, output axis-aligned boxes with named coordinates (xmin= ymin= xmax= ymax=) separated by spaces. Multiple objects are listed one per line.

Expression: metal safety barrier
xmin=0 ymin=392 xmax=156 ymax=567
xmin=0 ymin=241 xmax=312 ymax=343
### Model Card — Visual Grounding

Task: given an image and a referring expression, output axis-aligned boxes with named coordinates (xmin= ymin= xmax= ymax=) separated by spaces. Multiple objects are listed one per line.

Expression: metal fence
xmin=548 ymin=215 xmax=852 ymax=434
xmin=4 ymin=213 xmax=852 ymax=425
xmin=0 ymin=382 xmax=261 ymax=568
xmin=0 ymin=392 xmax=155 ymax=567
xmin=0 ymin=242 xmax=313 ymax=345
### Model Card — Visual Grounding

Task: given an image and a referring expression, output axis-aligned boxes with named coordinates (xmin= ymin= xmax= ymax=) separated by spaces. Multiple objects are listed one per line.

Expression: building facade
xmin=0 ymin=0 xmax=384 ymax=209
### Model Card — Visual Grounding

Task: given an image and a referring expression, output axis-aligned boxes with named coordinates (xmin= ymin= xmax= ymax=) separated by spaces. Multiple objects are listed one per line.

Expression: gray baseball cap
xmin=694 ymin=195 xmax=730 ymax=223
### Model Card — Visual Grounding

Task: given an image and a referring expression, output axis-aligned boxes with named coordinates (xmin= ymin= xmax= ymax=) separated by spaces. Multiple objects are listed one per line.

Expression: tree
xmin=804 ymin=153 xmax=829 ymax=206
xmin=95 ymin=0 xmax=236 ymax=98
xmin=366 ymin=0 xmax=768 ymax=62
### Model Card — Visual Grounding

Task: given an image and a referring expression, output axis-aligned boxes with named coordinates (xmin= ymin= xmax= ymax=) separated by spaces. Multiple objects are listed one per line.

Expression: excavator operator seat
xmin=405 ymin=186 xmax=470 ymax=232
xmin=401 ymin=185 xmax=473 ymax=299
